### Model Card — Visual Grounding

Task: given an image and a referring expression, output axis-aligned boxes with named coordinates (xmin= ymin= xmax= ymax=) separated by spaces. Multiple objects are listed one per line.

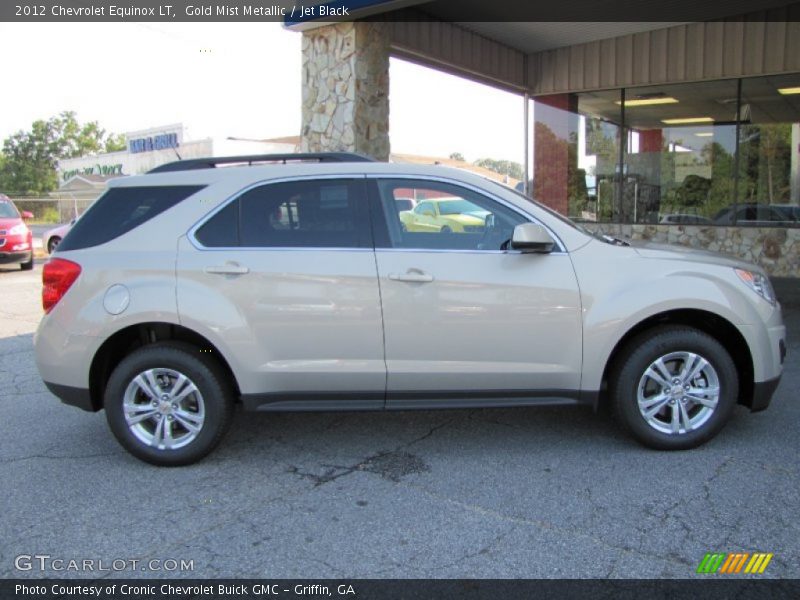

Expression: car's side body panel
xmin=33 ymin=246 xmax=182 ymax=388
xmin=375 ymin=250 xmax=583 ymax=396
xmin=175 ymin=236 xmax=386 ymax=398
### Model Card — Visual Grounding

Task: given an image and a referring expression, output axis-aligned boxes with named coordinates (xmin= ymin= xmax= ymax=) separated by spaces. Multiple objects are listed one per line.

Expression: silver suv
xmin=34 ymin=153 xmax=786 ymax=465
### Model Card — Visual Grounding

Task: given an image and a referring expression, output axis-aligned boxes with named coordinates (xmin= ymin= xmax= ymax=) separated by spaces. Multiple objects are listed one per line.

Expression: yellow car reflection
xmin=399 ymin=197 xmax=490 ymax=233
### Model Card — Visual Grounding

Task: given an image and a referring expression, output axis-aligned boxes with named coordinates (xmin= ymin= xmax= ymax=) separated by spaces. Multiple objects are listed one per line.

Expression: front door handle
xmin=204 ymin=262 xmax=249 ymax=275
xmin=388 ymin=269 xmax=434 ymax=283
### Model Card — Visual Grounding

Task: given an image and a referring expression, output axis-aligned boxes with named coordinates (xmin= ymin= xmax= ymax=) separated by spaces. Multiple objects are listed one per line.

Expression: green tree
xmin=105 ymin=133 xmax=127 ymax=153
xmin=473 ymin=158 xmax=524 ymax=181
xmin=449 ymin=152 xmax=465 ymax=162
xmin=738 ymin=123 xmax=791 ymax=203
xmin=0 ymin=111 xmax=124 ymax=195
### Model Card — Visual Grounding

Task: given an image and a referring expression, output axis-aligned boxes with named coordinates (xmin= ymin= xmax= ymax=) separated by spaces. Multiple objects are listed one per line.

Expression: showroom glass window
xmin=531 ymin=74 xmax=800 ymax=226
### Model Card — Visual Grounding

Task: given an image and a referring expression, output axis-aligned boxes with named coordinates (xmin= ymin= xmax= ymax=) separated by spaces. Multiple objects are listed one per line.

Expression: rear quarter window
xmin=58 ymin=185 xmax=205 ymax=251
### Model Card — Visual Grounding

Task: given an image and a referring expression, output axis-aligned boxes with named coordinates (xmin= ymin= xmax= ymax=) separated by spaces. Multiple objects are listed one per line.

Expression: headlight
xmin=8 ymin=223 xmax=28 ymax=236
xmin=735 ymin=268 xmax=776 ymax=305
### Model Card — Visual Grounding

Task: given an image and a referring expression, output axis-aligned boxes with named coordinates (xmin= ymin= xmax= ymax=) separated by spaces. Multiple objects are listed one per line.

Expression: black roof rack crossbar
xmin=148 ymin=152 xmax=376 ymax=174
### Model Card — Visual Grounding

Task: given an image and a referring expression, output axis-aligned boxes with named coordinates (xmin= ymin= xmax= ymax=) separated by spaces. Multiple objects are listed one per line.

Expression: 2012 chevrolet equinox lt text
xmin=33 ymin=153 xmax=786 ymax=466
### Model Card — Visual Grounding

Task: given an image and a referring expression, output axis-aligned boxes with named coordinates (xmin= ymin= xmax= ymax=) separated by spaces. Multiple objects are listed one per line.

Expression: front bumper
xmin=0 ymin=250 xmax=32 ymax=264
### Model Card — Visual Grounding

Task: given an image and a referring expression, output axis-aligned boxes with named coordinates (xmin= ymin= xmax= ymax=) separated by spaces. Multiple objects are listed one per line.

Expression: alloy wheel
xmin=122 ymin=368 xmax=205 ymax=450
xmin=636 ymin=351 xmax=720 ymax=435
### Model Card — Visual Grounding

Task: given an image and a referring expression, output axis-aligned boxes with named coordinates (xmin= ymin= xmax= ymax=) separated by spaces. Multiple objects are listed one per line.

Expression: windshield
xmin=438 ymin=199 xmax=484 ymax=215
xmin=0 ymin=202 xmax=20 ymax=219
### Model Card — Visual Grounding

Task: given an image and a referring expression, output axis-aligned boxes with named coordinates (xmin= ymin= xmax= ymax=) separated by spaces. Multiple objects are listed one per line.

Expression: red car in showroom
xmin=0 ymin=194 xmax=34 ymax=270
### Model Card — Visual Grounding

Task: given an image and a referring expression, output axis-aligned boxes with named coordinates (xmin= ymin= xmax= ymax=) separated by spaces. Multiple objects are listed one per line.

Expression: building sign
xmin=129 ymin=132 xmax=180 ymax=154
xmin=62 ymin=164 xmax=124 ymax=181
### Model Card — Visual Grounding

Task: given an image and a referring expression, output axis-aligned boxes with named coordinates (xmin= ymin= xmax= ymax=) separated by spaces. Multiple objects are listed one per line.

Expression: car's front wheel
xmin=20 ymin=255 xmax=34 ymax=271
xmin=104 ymin=342 xmax=234 ymax=466
xmin=611 ymin=326 xmax=738 ymax=450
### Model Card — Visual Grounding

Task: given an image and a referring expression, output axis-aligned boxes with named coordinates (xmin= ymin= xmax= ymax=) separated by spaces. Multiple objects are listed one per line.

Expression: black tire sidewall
xmin=48 ymin=237 xmax=60 ymax=254
xmin=105 ymin=343 xmax=233 ymax=466
xmin=612 ymin=327 xmax=738 ymax=450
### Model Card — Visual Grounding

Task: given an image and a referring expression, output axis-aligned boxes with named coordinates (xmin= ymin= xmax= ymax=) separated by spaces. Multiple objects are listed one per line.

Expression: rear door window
xmin=58 ymin=186 xmax=204 ymax=251
xmin=194 ymin=179 xmax=371 ymax=249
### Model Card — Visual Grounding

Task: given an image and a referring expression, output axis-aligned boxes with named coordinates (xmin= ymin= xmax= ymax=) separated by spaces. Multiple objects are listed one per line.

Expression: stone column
xmin=300 ymin=22 xmax=390 ymax=161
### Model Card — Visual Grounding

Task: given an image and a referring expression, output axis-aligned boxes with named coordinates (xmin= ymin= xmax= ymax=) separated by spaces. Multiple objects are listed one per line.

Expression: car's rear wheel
xmin=47 ymin=236 xmax=61 ymax=254
xmin=611 ymin=326 xmax=738 ymax=450
xmin=104 ymin=342 xmax=234 ymax=466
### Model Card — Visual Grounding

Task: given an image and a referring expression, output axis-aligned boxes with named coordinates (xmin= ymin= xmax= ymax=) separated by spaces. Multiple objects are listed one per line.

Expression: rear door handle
xmin=204 ymin=263 xmax=249 ymax=275
xmin=388 ymin=269 xmax=434 ymax=283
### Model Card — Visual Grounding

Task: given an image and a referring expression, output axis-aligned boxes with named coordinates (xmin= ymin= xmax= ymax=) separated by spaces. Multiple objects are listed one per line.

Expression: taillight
xmin=42 ymin=258 xmax=81 ymax=313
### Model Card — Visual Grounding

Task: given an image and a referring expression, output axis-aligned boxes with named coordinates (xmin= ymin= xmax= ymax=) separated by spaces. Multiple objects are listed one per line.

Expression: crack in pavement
xmin=285 ymin=416 xmax=456 ymax=487
xmin=0 ymin=450 xmax=124 ymax=464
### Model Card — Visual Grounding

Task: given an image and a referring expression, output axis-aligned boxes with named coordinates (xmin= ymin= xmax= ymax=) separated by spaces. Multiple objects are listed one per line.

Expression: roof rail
xmin=147 ymin=152 xmax=376 ymax=174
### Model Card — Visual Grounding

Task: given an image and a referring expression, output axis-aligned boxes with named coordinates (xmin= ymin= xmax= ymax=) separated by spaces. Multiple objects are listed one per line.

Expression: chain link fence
xmin=8 ymin=197 xmax=94 ymax=224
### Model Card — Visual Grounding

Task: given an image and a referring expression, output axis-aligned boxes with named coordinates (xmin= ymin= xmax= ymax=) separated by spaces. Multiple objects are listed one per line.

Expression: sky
xmin=0 ymin=22 xmax=525 ymax=164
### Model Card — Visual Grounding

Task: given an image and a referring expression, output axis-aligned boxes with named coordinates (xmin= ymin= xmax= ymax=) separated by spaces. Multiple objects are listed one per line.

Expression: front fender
xmin=573 ymin=244 xmax=771 ymax=391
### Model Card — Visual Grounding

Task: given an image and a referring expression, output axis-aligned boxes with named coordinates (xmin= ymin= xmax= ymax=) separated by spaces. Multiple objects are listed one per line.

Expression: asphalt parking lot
xmin=1 ymin=261 xmax=798 ymax=579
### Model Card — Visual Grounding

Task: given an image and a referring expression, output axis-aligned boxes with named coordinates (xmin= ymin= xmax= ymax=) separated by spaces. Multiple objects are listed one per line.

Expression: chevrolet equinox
xmin=34 ymin=153 xmax=786 ymax=465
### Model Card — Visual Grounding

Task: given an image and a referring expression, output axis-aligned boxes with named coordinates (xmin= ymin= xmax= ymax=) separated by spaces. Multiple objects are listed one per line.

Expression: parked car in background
xmin=714 ymin=203 xmax=797 ymax=226
xmin=43 ymin=218 xmax=76 ymax=254
xmin=770 ymin=204 xmax=800 ymax=223
xmin=34 ymin=153 xmax=786 ymax=465
xmin=659 ymin=214 xmax=713 ymax=226
xmin=399 ymin=197 xmax=490 ymax=233
xmin=0 ymin=194 xmax=34 ymax=270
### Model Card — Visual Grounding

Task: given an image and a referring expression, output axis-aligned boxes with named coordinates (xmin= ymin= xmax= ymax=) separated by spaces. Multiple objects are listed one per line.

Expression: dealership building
xmin=288 ymin=1 xmax=800 ymax=276
xmin=55 ymin=123 xmax=297 ymax=199
xmin=56 ymin=2 xmax=800 ymax=276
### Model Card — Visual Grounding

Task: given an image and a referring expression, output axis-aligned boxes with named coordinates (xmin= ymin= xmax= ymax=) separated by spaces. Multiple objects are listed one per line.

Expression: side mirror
xmin=21 ymin=210 xmax=34 ymax=220
xmin=510 ymin=223 xmax=555 ymax=253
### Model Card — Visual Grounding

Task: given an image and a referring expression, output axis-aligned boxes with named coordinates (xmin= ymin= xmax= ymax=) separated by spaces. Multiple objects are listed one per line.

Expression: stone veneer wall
xmin=300 ymin=22 xmax=390 ymax=160
xmin=581 ymin=223 xmax=800 ymax=277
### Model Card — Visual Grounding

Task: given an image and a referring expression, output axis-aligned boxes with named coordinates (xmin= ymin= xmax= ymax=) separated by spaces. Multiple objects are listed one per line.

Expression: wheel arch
xmin=599 ymin=309 xmax=754 ymax=409
xmin=88 ymin=322 xmax=241 ymax=411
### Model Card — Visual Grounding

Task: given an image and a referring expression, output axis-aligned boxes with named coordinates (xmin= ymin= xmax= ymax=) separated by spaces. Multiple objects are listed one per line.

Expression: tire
xmin=20 ymin=255 xmax=34 ymax=271
xmin=610 ymin=326 xmax=738 ymax=450
xmin=440 ymin=226 xmax=452 ymax=233
xmin=47 ymin=236 xmax=61 ymax=254
xmin=104 ymin=342 xmax=234 ymax=466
